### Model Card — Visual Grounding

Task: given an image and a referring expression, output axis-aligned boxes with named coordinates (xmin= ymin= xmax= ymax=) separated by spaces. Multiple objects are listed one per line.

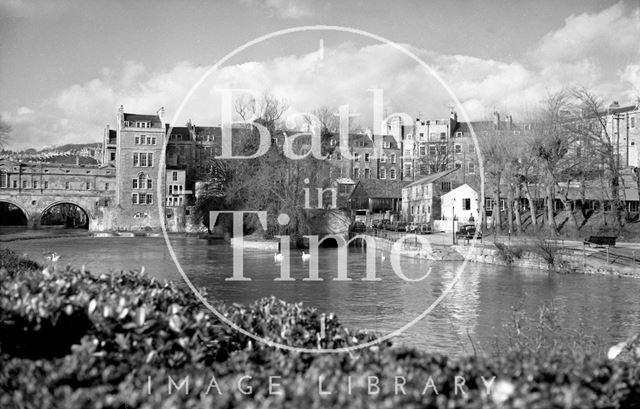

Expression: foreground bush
xmin=0 ymin=249 xmax=639 ymax=408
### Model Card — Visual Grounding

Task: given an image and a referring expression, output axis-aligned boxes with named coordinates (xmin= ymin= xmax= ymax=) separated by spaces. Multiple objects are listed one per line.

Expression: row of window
xmin=329 ymin=152 xmax=399 ymax=163
xmin=124 ymin=121 xmax=152 ymax=128
xmin=135 ymin=135 xmax=157 ymax=145
xmin=0 ymin=178 xmax=108 ymax=190
xmin=133 ymin=152 xmax=154 ymax=167
xmin=132 ymin=193 xmax=153 ymax=205
xmin=351 ymin=167 xmax=397 ymax=180
xmin=132 ymin=176 xmax=153 ymax=189
xmin=166 ymin=196 xmax=184 ymax=207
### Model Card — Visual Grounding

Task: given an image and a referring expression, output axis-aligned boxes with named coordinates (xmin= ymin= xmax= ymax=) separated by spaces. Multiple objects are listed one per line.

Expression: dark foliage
xmin=1 ymin=250 xmax=638 ymax=408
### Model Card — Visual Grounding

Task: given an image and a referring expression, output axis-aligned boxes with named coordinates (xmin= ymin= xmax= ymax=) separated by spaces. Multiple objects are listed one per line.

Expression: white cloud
xmin=5 ymin=3 xmax=640 ymax=150
xmin=238 ymin=0 xmax=316 ymax=19
xmin=531 ymin=3 xmax=640 ymax=65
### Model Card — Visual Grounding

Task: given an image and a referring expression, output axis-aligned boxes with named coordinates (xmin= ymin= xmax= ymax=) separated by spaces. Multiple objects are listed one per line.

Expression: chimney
xmin=157 ymin=106 xmax=165 ymax=121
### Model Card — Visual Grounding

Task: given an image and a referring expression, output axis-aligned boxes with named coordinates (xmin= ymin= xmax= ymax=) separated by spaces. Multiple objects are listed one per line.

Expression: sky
xmin=1 ymin=0 xmax=639 ymax=150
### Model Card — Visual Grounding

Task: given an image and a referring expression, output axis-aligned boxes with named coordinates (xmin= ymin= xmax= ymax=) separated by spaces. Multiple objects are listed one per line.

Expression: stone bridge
xmin=0 ymin=189 xmax=112 ymax=231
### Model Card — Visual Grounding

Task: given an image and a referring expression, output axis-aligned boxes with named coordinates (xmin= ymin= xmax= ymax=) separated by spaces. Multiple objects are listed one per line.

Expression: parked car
xmin=419 ymin=224 xmax=432 ymax=234
xmin=350 ymin=221 xmax=366 ymax=233
xmin=456 ymin=224 xmax=481 ymax=238
xmin=375 ymin=219 xmax=390 ymax=229
xmin=387 ymin=221 xmax=407 ymax=231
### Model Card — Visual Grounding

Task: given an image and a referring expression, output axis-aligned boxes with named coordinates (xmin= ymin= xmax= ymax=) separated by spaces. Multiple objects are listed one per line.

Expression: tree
xmin=0 ymin=117 xmax=11 ymax=149
xmin=197 ymin=93 xmax=335 ymax=244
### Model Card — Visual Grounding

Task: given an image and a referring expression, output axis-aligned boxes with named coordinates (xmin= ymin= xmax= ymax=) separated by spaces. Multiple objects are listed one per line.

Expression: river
xmin=4 ymin=235 xmax=640 ymax=355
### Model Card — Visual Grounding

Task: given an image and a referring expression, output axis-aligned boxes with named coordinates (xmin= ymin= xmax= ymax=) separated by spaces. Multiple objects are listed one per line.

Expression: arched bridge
xmin=0 ymin=160 xmax=115 ymax=231
xmin=0 ymin=190 xmax=113 ymax=230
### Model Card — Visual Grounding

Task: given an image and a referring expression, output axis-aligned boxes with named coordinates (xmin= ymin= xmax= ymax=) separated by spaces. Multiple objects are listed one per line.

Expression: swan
xmin=274 ymin=253 xmax=283 ymax=261
xmin=301 ymin=251 xmax=311 ymax=261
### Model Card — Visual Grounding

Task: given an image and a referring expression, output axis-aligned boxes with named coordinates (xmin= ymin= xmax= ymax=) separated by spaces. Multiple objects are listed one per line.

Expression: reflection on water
xmin=5 ymin=236 xmax=640 ymax=355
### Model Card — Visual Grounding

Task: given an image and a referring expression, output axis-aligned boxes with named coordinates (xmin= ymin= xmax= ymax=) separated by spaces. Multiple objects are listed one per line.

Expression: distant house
xmin=440 ymin=183 xmax=480 ymax=224
xmin=401 ymin=169 xmax=458 ymax=224
xmin=348 ymin=179 xmax=404 ymax=222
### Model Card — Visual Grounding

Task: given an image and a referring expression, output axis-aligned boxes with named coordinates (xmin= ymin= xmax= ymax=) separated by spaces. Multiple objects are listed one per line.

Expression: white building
xmin=440 ymin=183 xmax=479 ymax=225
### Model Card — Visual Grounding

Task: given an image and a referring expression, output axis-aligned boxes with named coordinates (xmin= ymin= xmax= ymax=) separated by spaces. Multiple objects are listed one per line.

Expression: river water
xmin=4 ymin=236 xmax=640 ymax=355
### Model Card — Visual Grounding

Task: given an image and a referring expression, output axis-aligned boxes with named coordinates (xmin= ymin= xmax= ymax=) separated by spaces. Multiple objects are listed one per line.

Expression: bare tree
xmin=0 ymin=117 xmax=11 ymax=149
xmin=566 ymin=87 xmax=625 ymax=229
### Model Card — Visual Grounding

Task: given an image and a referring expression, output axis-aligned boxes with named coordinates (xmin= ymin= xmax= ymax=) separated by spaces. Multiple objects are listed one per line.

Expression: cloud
xmin=0 ymin=0 xmax=74 ymax=18
xmin=238 ymin=0 xmax=316 ymax=19
xmin=531 ymin=3 xmax=640 ymax=65
xmin=4 ymin=3 xmax=640 ymax=150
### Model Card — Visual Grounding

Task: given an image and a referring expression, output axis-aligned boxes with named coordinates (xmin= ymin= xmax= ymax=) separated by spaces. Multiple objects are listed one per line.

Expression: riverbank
xmin=1 ymin=249 xmax=638 ymax=408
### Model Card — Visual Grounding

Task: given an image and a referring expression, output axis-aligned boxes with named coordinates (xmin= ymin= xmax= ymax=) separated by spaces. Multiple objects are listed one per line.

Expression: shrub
xmin=1 ymin=250 xmax=639 ymax=408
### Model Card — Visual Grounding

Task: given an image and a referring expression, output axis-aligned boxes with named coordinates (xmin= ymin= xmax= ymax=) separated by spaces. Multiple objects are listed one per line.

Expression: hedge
xmin=0 ymin=248 xmax=639 ymax=408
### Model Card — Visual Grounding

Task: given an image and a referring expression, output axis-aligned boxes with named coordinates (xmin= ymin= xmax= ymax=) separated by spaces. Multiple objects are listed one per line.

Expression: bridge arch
xmin=0 ymin=199 xmax=31 ymax=226
xmin=40 ymin=200 xmax=91 ymax=229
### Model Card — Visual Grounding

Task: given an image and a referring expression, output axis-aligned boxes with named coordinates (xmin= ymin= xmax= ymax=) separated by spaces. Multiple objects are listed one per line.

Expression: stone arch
xmin=0 ymin=199 xmax=31 ymax=226
xmin=40 ymin=200 xmax=91 ymax=229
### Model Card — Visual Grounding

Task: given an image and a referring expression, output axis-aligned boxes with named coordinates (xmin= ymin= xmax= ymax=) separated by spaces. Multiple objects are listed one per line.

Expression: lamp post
xmin=452 ymin=198 xmax=456 ymax=245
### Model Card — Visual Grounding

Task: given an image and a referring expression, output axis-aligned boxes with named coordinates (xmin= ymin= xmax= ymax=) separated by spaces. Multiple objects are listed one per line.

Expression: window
xmin=1 ymin=171 xmax=9 ymax=188
xmin=419 ymin=146 xmax=426 ymax=156
xmin=380 ymin=167 xmax=386 ymax=179
xmin=354 ymin=153 xmax=360 ymax=161
xmin=485 ymin=198 xmax=493 ymax=210
xmin=147 ymin=179 xmax=152 ymax=189
xmin=455 ymin=163 xmax=462 ymax=169
xmin=456 ymin=131 xmax=463 ymax=137
xmin=440 ymin=132 xmax=446 ymax=140
xmin=380 ymin=153 xmax=386 ymax=163
xmin=65 ymin=182 xmax=70 ymax=190
xmin=389 ymin=168 xmax=396 ymax=180
xmin=403 ymin=164 xmax=412 ymax=177
xmin=135 ymin=136 xmax=140 ymax=144
xmin=134 ymin=152 xmax=153 ymax=167
xmin=404 ymin=149 xmax=411 ymax=158
xmin=441 ymin=181 xmax=451 ymax=192
xmin=124 ymin=121 xmax=130 ymax=127
xmin=336 ymin=152 xmax=342 ymax=161
xmin=631 ymin=117 xmax=636 ymax=128
xmin=353 ymin=168 xmax=360 ymax=178
xmin=146 ymin=194 xmax=153 ymax=204
xmin=13 ymin=180 xmax=17 ymax=188
xmin=455 ymin=144 xmax=462 ymax=154
xmin=105 ymin=183 xmax=109 ymax=191
xmin=364 ymin=168 xmax=370 ymax=179
xmin=22 ymin=180 xmax=27 ymax=189
xmin=147 ymin=136 xmax=152 ymax=144
xmin=390 ymin=154 xmax=396 ymax=164
xmin=44 ymin=181 xmax=48 ymax=189
xmin=463 ymin=198 xmax=471 ymax=210
xmin=383 ymin=141 xmax=391 ymax=149
xmin=152 ymin=137 xmax=156 ymax=145
xmin=132 ymin=179 xmax=138 ymax=189
xmin=429 ymin=146 xmax=436 ymax=156
xmin=138 ymin=173 xmax=147 ymax=189
xmin=468 ymin=163 xmax=475 ymax=173
xmin=132 ymin=193 xmax=138 ymax=205
xmin=330 ymin=138 xmax=336 ymax=146
xmin=110 ymin=152 xmax=116 ymax=161
xmin=364 ymin=153 xmax=370 ymax=162
xmin=86 ymin=182 xmax=91 ymax=190
xmin=172 ymin=171 xmax=178 ymax=181
xmin=32 ymin=181 xmax=38 ymax=189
